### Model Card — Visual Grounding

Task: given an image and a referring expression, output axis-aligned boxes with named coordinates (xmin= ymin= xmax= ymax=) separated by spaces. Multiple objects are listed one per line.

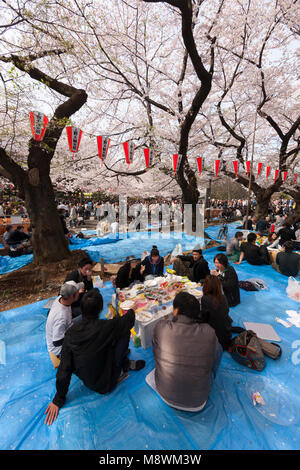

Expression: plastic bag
xmin=171 ymin=243 xmax=183 ymax=258
xmin=141 ymin=250 xmax=149 ymax=262
xmin=286 ymin=277 xmax=300 ymax=302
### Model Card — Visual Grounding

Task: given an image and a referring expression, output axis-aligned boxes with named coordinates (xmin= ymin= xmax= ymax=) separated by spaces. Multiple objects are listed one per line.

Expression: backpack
xmin=229 ymin=330 xmax=282 ymax=370
xmin=247 ymin=278 xmax=268 ymax=290
xmin=228 ymin=330 xmax=266 ymax=371
xmin=238 ymin=281 xmax=258 ymax=291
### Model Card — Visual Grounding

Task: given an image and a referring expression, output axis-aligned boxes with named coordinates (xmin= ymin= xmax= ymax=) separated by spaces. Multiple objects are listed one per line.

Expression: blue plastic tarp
xmin=85 ymin=231 xmax=204 ymax=263
xmin=0 ymin=244 xmax=300 ymax=450
xmin=69 ymin=234 xmax=120 ymax=247
xmin=0 ymin=253 xmax=34 ymax=276
xmin=0 ymin=231 xmax=204 ymax=275
xmin=205 ymin=222 xmax=242 ymax=242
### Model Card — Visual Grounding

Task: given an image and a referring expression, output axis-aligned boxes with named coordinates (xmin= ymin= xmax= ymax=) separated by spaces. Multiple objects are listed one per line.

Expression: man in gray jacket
xmin=146 ymin=292 xmax=222 ymax=411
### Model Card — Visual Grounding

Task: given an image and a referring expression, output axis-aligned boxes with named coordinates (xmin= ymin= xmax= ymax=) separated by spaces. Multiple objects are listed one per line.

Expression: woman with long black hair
xmin=201 ymin=275 xmax=233 ymax=350
xmin=211 ymin=253 xmax=240 ymax=307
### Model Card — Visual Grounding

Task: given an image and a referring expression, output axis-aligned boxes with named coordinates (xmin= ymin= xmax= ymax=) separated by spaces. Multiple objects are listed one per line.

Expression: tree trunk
xmin=24 ymin=170 xmax=70 ymax=264
xmin=181 ymin=181 xmax=199 ymax=232
xmin=254 ymin=188 xmax=272 ymax=220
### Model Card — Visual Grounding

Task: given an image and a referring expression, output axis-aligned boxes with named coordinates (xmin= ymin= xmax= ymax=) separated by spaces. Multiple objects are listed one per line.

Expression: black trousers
xmin=112 ymin=332 xmax=131 ymax=378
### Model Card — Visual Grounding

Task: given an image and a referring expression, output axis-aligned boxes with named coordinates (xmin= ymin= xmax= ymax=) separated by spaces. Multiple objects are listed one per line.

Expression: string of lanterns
xmin=28 ymin=111 xmax=298 ymax=185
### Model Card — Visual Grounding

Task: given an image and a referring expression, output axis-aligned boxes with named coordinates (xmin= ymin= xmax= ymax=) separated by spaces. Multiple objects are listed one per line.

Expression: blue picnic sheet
xmin=0 ymin=246 xmax=299 ymax=450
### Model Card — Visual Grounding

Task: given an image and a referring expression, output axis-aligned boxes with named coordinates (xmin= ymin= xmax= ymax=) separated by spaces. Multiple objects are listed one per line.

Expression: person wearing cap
xmin=139 ymin=245 xmax=164 ymax=280
xmin=64 ymin=257 xmax=94 ymax=318
xmin=171 ymin=244 xmax=210 ymax=283
xmin=115 ymin=255 xmax=143 ymax=290
xmin=44 ymin=289 xmax=145 ymax=425
xmin=46 ymin=280 xmax=84 ymax=367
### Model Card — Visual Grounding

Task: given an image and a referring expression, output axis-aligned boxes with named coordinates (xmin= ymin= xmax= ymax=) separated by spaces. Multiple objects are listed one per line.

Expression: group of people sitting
xmin=112 ymin=245 xmax=164 ymax=289
xmin=1 ymin=224 xmax=32 ymax=256
xmin=226 ymin=227 xmax=300 ymax=277
xmin=45 ymin=243 xmax=242 ymax=424
xmin=42 ymin=212 xmax=299 ymax=425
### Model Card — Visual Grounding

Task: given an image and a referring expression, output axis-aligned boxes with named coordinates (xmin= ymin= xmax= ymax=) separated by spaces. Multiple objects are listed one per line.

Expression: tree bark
xmin=0 ymin=51 xmax=87 ymax=265
xmin=23 ymin=162 xmax=70 ymax=264
xmin=254 ymin=188 xmax=272 ymax=219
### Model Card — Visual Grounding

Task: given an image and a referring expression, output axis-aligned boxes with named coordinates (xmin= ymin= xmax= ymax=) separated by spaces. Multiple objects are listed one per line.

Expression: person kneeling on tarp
xmin=146 ymin=292 xmax=222 ymax=412
xmin=235 ymin=232 xmax=270 ymax=266
xmin=139 ymin=245 xmax=164 ymax=281
xmin=226 ymin=231 xmax=243 ymax=263
xmin=44 ymin=289 xmax=145 ymax=426
xmin=171 ymin=244 xmax=210 ymax=283
xmin=46 ymin=281 xmax=84 ymax=368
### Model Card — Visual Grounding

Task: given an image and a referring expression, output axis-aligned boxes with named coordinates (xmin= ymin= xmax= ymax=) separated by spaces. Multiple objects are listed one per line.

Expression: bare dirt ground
xmin=0 ymin=221 xmax=221 ymax=312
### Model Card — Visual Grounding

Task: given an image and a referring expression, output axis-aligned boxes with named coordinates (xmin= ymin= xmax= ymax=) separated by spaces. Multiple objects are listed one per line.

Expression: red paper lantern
xmin=144 ymin=148 xmax=153 ymax=168
xmin=266 ymin=166 xmax=271 ymax=180
xmin=246 ymin=161 xmax=251 ymax=176
xmin=123 ymin=141 xmax=135 ymax=165
xmin=97 ymin=136 xmax=111 ymax=164
xmin=282 ymin=171 xmax=288 ymax=182
xmin=66 ymin=127 xmax=82 ymax=153
xmin=29 ymin=111 xmax=49 ymax=141
xmin=256 ymin=162 xmax=263 ymax=178
xmin=274 ymin=169 xmax=279 ymax=182
xmin=233 ymin=160 xmax=239 ymax=178
xmin=196 ymin=157 xmax=202 ymax=176
xmin=173 ymin=154 xmax=182 ymax=175
xmin=215 ymin=160 xmax=221 ymax=178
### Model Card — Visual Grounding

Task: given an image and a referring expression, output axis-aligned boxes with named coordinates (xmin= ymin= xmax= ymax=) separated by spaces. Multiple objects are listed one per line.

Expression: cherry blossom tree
xmin=194 ymin=0 xmax=300 ymax=217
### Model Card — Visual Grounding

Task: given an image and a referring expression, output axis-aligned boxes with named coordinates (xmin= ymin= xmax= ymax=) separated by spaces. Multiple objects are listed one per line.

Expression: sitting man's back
xmin=150 ymin=292 xmax=221 ymax=411
xmin=44 ymin=289 xmax=145 ymax=425
xmin=275 ymin=241 xmax=300 ymax=277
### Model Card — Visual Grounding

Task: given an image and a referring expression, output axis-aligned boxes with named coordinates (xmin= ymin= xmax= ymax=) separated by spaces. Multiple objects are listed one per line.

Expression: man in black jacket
xmin=65 ymin=257 xmax=94 ymax=318
xmin=172 ymin=244 xmax=210 ymax=283
xmin=44 ymin=289 xmax=145 ymax=426
xmin=256 ymin=216 xmax=271 ymax=236
xmin=236 ymin=233 xmax=270 ymax=266
xmin=7 ymin=225 xmax=31 ymax=248
xmin=273 ymin=241 xmax=300 ymax=277
xmin=277 ymin=223 xmax=295 ymax=246
xmin=7 ymin=225 xmax=32 ymax=256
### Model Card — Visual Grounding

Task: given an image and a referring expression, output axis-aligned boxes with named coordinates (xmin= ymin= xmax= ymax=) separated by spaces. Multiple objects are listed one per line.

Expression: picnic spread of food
xmin=107 ymin=272 xmax=203 ymax=324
